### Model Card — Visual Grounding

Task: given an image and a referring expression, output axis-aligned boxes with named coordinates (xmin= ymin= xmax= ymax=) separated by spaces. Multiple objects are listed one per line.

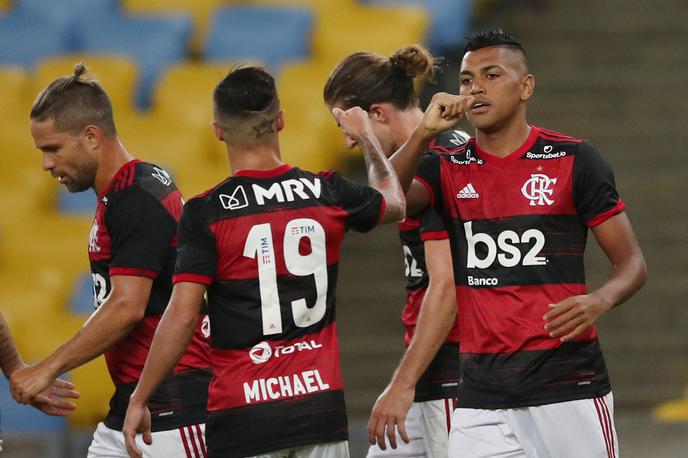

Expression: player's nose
xmin=42 ymin=153 xmax=55 ymax=171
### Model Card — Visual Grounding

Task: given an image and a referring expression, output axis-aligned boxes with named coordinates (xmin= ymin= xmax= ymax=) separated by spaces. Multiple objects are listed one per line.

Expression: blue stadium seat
xmin=14 ymin=0 xmax=118 ymax=48
xmin=205 ymin=6 xmax=313 ymax=74
xmin=364 ymin=0 xmax=472 ymax=51
xmin=68 ymin=271 xmax=96 ymax=315
xmin=57 ymin=187 xmax=97 ymax=215
xmin=0 ymin=13 xmax=71 ymax=67
xmin=74 ymin=13 xmax=192 ymax=108
xmin=0 ymin=376 xmax=67 ymax=434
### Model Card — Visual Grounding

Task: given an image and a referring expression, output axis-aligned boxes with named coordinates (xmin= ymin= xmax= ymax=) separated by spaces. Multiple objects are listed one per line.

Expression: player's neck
xmin=228 ymin=144 xmax=284 ymax=175
xmin=392 ymin=108 xmax=424 ymax=152
xmin=475 ymin=118 xmax=531 ymax=159
xmin=93 ymin=138 xmax=134 ymax=195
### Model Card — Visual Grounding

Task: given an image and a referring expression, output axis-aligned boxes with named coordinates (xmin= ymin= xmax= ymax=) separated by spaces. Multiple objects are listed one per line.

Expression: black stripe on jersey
xmin=104 ymin=368 xmax=211 ymax=432
xmin=208 ymin=264 xmax=339 ymax=349
xmin=459 ymin=340 xmax=611 ymax=409
xmin=415 ymin=343 xmax=461 ymax=402
xmin=206 ymin=390 xmax=347 ymax=457
xmin=447 ymin=213 xmax=588 ymax=287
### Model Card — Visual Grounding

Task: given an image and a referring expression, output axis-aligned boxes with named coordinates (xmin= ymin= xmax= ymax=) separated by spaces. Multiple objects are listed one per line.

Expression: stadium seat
xmin=68 ymin=271 xmax=97 ymax=315
xmin=14 ymin=0 xmax=118 ymax=30
xmin=57 ymin=188 xmax=98 ymax=215
xmin=116 ymin=112 xmax=215 ymax=176
xmin=74 ymin=13 xmax=193 ymax=108
xmin=312 ymin=4 xmax=429 ymax=68
xmin=0 ymin=13 xmax=71 ymax=68
xmin=248 ymin=0 xmax=356 ymax=18
xmin=205 ymin=6 xmax=313 ymax=75
xmin=122 ymin=0 xmax=225 ymax=56
xmin=0 ymin=66 xmax=33 ymax=116
xmin=363 ymin=0 xmax=472 ymax=51
xmin=68 ymin=358 xmax=112 ymax=428
xmin=277 ymin=62 xmax=346 ymax=158
xmin=0 ymin=0 xmax=9 ymax=11
xmin=35 ymin=54 xmax=139 ymax=115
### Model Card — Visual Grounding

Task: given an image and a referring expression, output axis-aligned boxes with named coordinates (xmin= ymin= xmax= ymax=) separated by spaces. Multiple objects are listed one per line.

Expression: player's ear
xmin=520 ymin=73 xmax=535 ymax=101
xmin=276 ymin=110 xmax=285 ymax=133
xmin=82 ymin=125 xmax=102 ymax=150
xmin=368 ymin=104 xmax=387 ymax=123
xmin=211 ymin=121 xmax=224 ymax=141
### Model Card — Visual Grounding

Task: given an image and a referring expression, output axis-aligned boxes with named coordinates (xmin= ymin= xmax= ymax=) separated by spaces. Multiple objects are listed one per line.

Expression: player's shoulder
xmin=108 ymin=160 xmax=177 ymax=198
xmin=528 ymin=126 xmax=598 ymax=161
xmin=430 ymin=128 xmax=471 ymax=153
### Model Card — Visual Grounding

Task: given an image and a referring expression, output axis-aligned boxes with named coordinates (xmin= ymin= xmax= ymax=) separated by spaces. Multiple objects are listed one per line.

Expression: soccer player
xmin=10 ymin=64 xmax=212 ymax=457
xmin=382 ymin=29 xmax=647 ymax=457
xmin=121 ymin=66 xmax=405 ymax=458
xmin=324 ymin=44 xmax=466 ymax=457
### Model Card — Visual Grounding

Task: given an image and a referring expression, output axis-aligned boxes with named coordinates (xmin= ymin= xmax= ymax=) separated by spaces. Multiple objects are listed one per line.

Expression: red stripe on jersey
xmin=106 ymin=315 xmax=209 ymax=385
xmin=594 ymin=398 xmax=613 ymax=458
xmin=160 ymin=190 xmax=184 ymax=220
xmin=586 ymin=200 xmax=625 ymax=227
xmin=234 ymin=164 xmax=292 ymax=178
xmin=420 ymin=230 xmax=448 ymax=241
xmin=187 ymin=426 xmax=201 ymax=457
xmin=474 ymin=126 xmax=539 ymax=166
xmin=398 ymin=217 xmax=420 ymax=231
xmin=195 ymin=424 xmax=207 ymax=457
xmin=376 ymin=197 xmax=387 ymax=225
xmin=210 ymin=206 xmax=347 ymax=280
xmin=109 ymin=267 xmax=158 ymax=279
xmin=414 ymin=176 xmax=436 ymax=208
xmin=207 ymin=322 xmax=343 ymax=411
xmin=180 ymin=427 xmax=193 ymax=457
xmin=538 ymin=127 xmax=584 ymax=143
xmin=457 ymin=283 xmax=596 ymax=354
xmin=174 ymin=273 xmax=214 ymax=285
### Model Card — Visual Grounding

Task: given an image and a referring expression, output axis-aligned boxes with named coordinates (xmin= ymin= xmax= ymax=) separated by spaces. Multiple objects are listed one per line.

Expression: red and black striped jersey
xmin=88 ymin=160 xmax=211 ymax=431
xmin=397 ymin=129 xmax=468 ymax=402
xmin=173 ymin=164 xmax=384 ymax=457
xmin=416 ymin=126 xmax=624 ymax=409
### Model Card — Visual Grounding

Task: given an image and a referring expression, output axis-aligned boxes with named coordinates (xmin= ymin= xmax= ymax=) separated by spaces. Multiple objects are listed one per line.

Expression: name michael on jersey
xmin=220 ymin=178 xmax=322 ymax=210
xmin=243 ymin=369 xmax=330 ymax=404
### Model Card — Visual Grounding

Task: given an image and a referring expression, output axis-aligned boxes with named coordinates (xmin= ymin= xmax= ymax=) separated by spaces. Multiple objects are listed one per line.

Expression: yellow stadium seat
xmin=116 ymin=112 xmax=219 ymax=185
xmin=312 ymin=4 xmax=429 ymax=68
xmin=278 ymin=61 xmax=344 ymax=152
xmin=248 ymin=0 xmax=357 ymax=18
xmin=69 ymin=357 xmax=113 ymax=428
xmin=122 ymin=0 xmax=225 ymax=55
xmin=35 ymin=54 xmax=139 ymax=115
xmin=0 ymin=66 xmax=34 ymax=118
xmin=0 ymin=0 xmax=10 ymax=12
xmin=174 ymin=161 xmax=230 ymax=199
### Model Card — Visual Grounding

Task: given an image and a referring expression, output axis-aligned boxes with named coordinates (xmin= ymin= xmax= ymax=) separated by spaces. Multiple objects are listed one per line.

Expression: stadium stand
xmin=74 ymin=12 xmax=192 ymax=108
xmin=35 ymin=54 xmax=139 ymax=115
xmin=204 ymin=6 xmax=314 ymax=75
xmin=0 ymin=13 xmax=71 ymax=68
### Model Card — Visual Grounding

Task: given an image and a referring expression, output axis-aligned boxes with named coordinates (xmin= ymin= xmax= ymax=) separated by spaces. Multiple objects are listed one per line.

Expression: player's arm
xmin=123 ymin=281 xmax=206 ymax=458
xmin=544 ymin=212 xmax=647 ymax=341
xmin=332 ymin=106 xmax=405 ymax=222
xmin=389 ymin=93 xmax=474 ymax=215
xmin=368 ymin=238 xmax=456 ymax=449
xmin=10 ymin=275 xmax=152 ymax=405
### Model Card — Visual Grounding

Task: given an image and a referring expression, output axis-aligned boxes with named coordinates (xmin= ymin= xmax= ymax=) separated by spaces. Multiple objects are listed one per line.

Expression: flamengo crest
xmin=521 ymin=173 xmax=557 ymax=206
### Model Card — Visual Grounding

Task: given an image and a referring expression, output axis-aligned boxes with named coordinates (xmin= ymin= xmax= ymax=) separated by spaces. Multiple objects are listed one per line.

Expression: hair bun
xmin=390 ymin=44 xmax=435 ymax=80
xmin=73 ymin=62 xmax=89 ymax=79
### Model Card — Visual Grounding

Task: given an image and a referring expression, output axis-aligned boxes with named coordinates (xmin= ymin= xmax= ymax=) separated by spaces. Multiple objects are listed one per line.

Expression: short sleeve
xmin=573 ymin=142 xmax=625 ymax=227
xmin=414 ymin=153 xmax=443 ymax=215
xmin=173 ymin=200 xmax=217 ymax=285
xmin=320 ymin=171 xmax=385 ymax=233
xmin=106 ymin=188 xmax=177 ymax=278
xmin=419 ymin=208 xmax=448 ymax=241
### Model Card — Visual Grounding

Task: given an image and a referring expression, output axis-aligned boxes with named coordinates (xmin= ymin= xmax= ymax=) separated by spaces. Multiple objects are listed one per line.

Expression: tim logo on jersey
xmin=220 ymin=177 xmax=322 ymax=210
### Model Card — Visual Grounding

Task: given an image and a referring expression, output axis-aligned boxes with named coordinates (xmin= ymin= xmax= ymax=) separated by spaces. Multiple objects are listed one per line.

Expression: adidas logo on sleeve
xmin=457 ymin=183 xmax=479 ymax=199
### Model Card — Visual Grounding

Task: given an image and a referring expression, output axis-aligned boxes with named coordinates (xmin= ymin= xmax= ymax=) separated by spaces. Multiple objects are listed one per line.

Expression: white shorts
xmin=449 ymin=392 xmax=618 ymax=458
xmin=87 ymin=421 xmax=207 ymax=458
xmin=246 ymin=440 xmax=349 ymax=458
xmin=368 ymin=398 xmax=457 ymax=458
